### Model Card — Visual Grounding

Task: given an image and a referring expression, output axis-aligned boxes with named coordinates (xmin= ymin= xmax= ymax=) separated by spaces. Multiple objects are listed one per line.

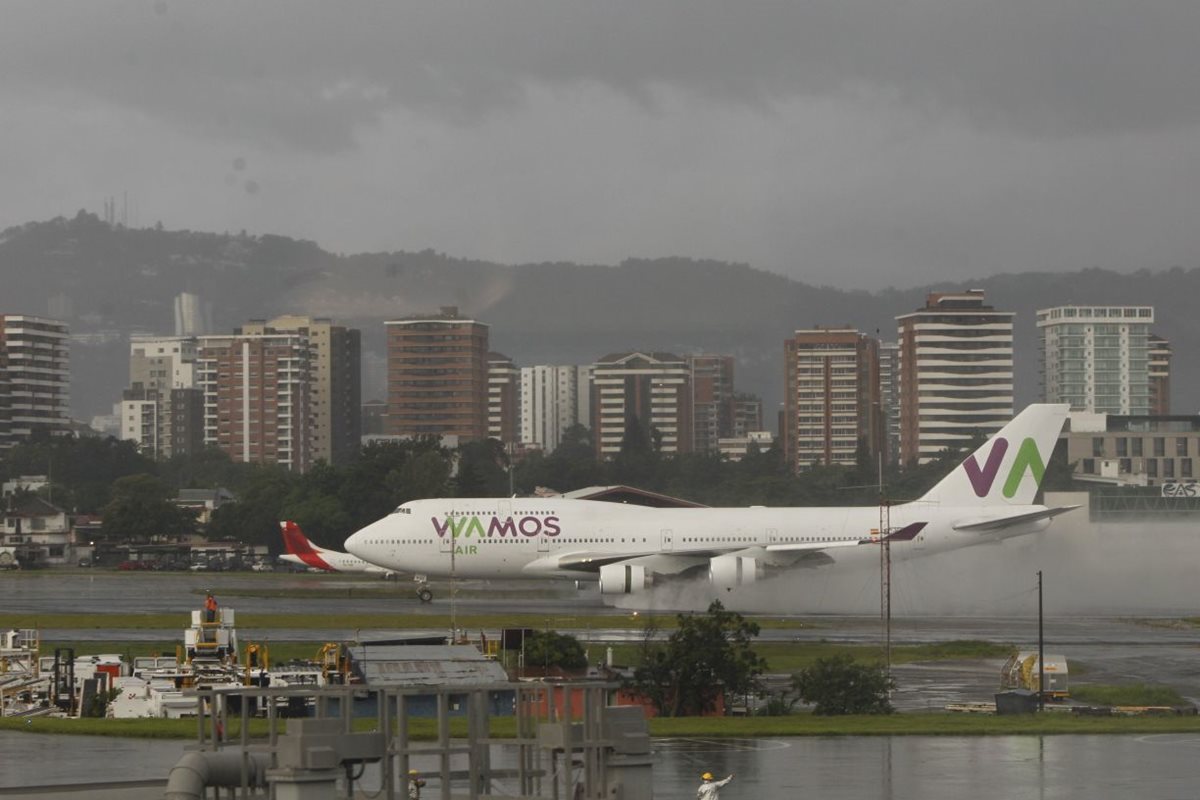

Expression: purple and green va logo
xmin=963 ymin=437 xmax=1046 ymax=499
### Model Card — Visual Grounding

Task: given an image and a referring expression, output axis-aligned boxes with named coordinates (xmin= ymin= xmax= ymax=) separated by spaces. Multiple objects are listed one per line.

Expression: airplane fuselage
xmin=279 ymin=551 xmax=391 ymax=574
xmin=346 ymin=496 xmax=1049 ymax=580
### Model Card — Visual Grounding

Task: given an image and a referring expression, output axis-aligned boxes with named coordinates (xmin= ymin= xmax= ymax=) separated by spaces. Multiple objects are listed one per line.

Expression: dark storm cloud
xmin=5 ymin=1 xmax=1200 ymax=153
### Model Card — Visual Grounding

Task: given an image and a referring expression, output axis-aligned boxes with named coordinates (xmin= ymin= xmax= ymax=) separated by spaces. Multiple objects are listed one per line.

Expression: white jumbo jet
xmin=278 ymin=520 xmax=396 ymax=577
xmin=344 ymin=404 xmax=1074 ymax=602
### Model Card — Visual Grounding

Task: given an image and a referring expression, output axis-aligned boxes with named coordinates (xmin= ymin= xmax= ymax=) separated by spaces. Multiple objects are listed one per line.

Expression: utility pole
xmin=1037 ymin=569 xmax=1045 ymax=713
xmin=450 ymin=531 xmax=458 ymax=644
xmin=879 ymin=453 xmax=891 ymax=677
xmin=507 ymin=441 xmax=515 ymax=497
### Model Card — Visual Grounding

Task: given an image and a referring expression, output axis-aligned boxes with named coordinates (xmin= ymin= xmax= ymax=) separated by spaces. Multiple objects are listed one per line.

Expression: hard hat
xmin=702 ymin=772 xmax=714 ymax=781
xmin=408 ymin=769 xmax=420 ymax=776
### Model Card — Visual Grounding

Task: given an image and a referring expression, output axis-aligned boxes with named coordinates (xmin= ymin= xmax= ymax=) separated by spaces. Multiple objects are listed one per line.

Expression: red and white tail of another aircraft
xmin=278 ymin=521 xmax=396 ymax=577
xmin=344 ymin=404 xmax=1075 ymax=602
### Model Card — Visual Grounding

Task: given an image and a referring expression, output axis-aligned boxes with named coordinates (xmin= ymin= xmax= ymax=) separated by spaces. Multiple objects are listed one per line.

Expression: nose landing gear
xmin=414 ymin=575 xmax=433 ymax=603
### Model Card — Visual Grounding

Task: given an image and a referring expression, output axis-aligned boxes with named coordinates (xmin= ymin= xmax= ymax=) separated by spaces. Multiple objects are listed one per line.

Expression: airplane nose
xmin=344 ymin=527 xmax=366 ymax=557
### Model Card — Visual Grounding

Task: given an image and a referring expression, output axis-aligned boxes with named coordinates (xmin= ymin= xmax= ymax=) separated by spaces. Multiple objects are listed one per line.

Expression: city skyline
xmin=1 ymin=289 xmax=1185 ymax=473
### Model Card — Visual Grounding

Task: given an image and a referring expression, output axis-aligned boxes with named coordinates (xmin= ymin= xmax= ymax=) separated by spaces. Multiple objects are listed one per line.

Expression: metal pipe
xmin=163 ymin=750 xmax=270 ymax=800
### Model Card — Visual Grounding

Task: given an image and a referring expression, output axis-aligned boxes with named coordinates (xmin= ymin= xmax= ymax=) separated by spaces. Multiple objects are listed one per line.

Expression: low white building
xmin=0 ymin=496 xmax=72 ymax=566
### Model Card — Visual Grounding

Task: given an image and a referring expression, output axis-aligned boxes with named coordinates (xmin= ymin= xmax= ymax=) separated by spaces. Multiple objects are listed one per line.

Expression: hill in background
xmin=3 ymin=211 xmax=1197 ymax=424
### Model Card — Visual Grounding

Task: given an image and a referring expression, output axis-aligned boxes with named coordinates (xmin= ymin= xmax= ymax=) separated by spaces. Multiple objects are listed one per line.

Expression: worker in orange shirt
xmin=204 ymin=591 xmax=218 ymax=623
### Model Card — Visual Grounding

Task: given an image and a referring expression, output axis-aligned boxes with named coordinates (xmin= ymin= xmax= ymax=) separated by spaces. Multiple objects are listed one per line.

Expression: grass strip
xmin=0 ymin=611 xmax=838 ymax=633
xmin=31 ymin=639 xmax=1013 ymax=671
xmin=6 ymin=711 xmax=1200 ymax=740
xmin=0 ymin=612 xmax=663 ymax=632
xmin=1070 ymin=684 xmax=1186 ymax=707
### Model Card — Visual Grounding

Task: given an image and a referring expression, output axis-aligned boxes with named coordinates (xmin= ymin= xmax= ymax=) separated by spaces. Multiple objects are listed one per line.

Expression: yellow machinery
xmin=243 ymin=643 xmax=269 ymax=684
xmin=317 ymin=643 xmax=352 ymax=685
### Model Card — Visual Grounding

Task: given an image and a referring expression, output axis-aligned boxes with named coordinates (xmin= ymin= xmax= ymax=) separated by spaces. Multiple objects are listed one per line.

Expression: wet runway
xmin=5 ymin=570 xmax=1200 ymax=796
xmin=4 ymin=570 xmax=1200 ymax=706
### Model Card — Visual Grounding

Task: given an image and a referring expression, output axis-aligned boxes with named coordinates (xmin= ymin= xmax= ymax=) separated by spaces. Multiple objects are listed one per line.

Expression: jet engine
xmin=599 ymin=563 xmax=650 ymax=595
xmin=708 ymin=555 xmax=762 ymax=592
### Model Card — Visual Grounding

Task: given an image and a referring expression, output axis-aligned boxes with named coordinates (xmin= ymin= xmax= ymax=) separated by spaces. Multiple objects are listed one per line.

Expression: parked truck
xmin=1000 ymin=652 xmax=1069 ymax=699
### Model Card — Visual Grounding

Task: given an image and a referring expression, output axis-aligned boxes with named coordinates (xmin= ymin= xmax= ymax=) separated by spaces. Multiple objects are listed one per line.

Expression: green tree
xmin=101 ymin=474 xmax=198 ymax=542
xmin=514 ymin=425 xmax=603 ymax=493
xmin=611 ymin=414 xmax=660 ymax=489
xmin=454 ymin=440 xmax=508 ymax=497
xmin=792 ymin=654 xmax=895 ymax=715
xmin=627 ymin=600 xmax=767 ymax=717
xmin=205 ymin=466 xmax=295 ymax=549
xmin=524 ymin=630 xmax=589 ymax=671
xmin=392 ymin=449 xmax=453 ymax=503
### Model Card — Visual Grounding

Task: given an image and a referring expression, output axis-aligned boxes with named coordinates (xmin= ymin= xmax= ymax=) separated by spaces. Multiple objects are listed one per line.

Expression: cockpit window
xmin=392 ymin=506 xmax=411 ymax=514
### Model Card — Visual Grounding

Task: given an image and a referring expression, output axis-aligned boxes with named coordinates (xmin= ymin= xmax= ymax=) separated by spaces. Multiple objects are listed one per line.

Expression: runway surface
xmin=4 ymin=570 xmax=1200 ymax=706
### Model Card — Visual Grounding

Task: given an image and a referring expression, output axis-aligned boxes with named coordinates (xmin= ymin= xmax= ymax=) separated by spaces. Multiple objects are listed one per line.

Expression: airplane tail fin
xmin=918 ymin=404 xmax=1069 ymax=507
xmin=280 ymin=520 xmax=321 ymax=556
xmin=280 ymin=521 xmax=336 ymax=571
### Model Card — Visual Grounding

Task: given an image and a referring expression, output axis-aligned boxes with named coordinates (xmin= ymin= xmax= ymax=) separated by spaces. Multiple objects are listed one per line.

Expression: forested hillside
xmin=3 ymin=212 xmax=1197 ymax=421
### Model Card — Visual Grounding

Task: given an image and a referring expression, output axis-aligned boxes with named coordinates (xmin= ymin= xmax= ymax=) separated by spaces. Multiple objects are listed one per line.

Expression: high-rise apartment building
xmin=896 ymin=291 xmax=1014 ymax=464
xmin=487 ymin=352 xmax=519 ymax=445
xmin=120 ymin=336 xmax=203 ymax=458
xmin=520 ymin=365 xmax=588 ymax=453
xmin=783 ymin=327 xmax=881 ymax=471
xmin=732 ymin=393 xmax=763 ymax=438
xmin=1037 ymin=306 xmax=1153 ymax=415
xmin=591 ymin=352 xmax=692 ymax=459
xmin=197 ymin=332 xmax=312 ymax=471
xmin=1148 ymin=334 xmax=1171 ymax=416
xmin=688 ymin=355 xmax=736 ymax=454
xmin=879 ymin=342 xmax=901 ymax=465
xmin=174 ymin=292 xmax=212 ymax=336
xmin=241 ymin=316 xmax=361 ymax=465
xmin=0 ymin=315 xmax=70 ymax=449
xmin=385 ymin=307 xmax=489 ymax=441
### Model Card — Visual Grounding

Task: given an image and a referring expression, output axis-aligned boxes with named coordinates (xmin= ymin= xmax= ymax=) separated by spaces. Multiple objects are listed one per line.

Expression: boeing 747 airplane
xmin=344 ymin=404 xmax=1073 ymax=602
xmin=279 ymin=520 xmax=396 ymax=577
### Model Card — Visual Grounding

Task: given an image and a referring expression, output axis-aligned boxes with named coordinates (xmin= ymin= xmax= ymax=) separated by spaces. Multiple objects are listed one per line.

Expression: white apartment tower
xmin=1037 ymin=305 xmax=1154 ymax=415
xmin=879 ymin=342 xmax=901 ymax=465
xmin=488 ymin=352 xmax=519 ymax=445
xmin=590 ymin=352 xmax=691 ymax=458
xmin=120 ymin=335 xmax=201 ymax=458
xmin=0 ymin=315 xmax=71 ymax=448
xmin=896 ymin=291 xmax=1014 ymax=464
xmin=520 ymin=365 xmax=590 ymax=453
xmin=174 ymin=292 xmax=212 ymax=336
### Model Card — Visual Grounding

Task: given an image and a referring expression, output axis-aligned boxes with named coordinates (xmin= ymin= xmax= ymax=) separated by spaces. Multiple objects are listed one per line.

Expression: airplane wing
xmin=952 ymin=506 xmax=1079 ymax=532
xmin=765 ymin=521 xmax=927 ymax=551
xmin=523 ymin=550 xmax=708 ymax=575
xmin=522 ymin=523 xmax=929 ymax=575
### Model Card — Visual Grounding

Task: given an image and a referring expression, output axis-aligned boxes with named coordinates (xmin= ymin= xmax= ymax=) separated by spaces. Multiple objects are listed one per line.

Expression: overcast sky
xmin=5 ymin=1 xmax=1200 ymax=289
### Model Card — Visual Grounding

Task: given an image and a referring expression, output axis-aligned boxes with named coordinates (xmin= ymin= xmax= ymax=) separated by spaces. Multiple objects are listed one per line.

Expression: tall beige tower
xmin=385 ymin=307 xmax=489 ymax=441
xmin=197 ymin=332 xmax=313 ymax=471
xmin=240 ymin=316 xmax=361 ymax=465
xmin=783 ymin=327 xmax=881 ymax=471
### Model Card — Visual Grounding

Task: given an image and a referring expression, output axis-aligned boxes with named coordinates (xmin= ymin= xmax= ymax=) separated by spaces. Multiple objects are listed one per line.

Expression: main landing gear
xmin=414 ymin=575 xmax=433 ymax=603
